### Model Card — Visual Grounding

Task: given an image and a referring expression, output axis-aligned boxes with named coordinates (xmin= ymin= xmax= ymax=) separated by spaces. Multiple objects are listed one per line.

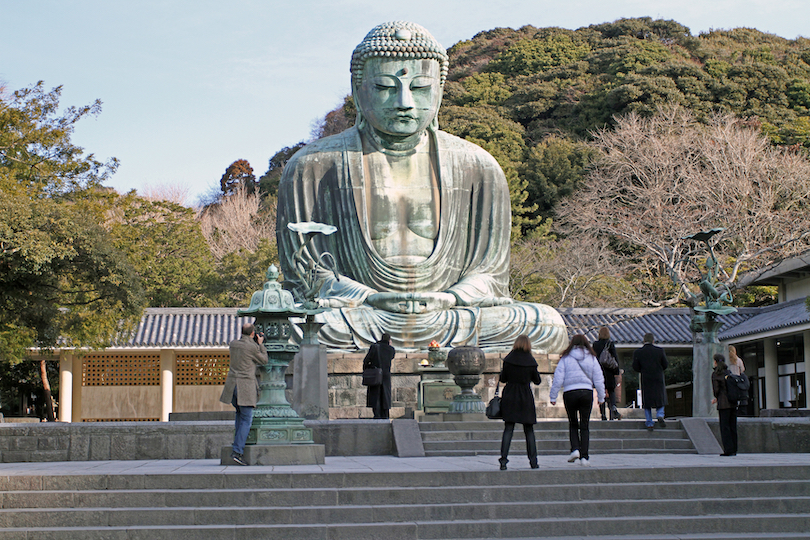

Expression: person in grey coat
xmin=219 ymin=323 xmax=266 ymax=465
xmin=498 ymin=335 xmax=542 ymax=470
xmin=632 ymin=332 xmax=668 ymax=430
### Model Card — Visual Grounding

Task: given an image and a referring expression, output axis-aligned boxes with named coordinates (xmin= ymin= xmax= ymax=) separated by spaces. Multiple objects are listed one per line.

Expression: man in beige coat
xmin=220 ymin=323 xmax=265 ymax=465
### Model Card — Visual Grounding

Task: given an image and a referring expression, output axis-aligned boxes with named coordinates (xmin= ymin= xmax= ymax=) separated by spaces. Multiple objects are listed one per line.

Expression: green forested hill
xmin=437 ymin=17 xmax=810 ymax=224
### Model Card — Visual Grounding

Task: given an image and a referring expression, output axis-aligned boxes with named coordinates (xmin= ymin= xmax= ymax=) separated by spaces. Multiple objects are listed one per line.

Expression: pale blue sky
xmin=2 ymin=0 xmax=807 ymax=205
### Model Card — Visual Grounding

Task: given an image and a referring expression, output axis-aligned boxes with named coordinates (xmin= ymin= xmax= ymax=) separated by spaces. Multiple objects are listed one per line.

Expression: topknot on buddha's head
xmin=351 ymin=21 xmax=448 ymax=87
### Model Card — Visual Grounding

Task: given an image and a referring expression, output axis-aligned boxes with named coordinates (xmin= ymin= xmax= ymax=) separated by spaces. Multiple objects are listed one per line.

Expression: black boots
xmin=525 ymin=426 xmax=538 ymax=468
xmin=501 ymin=423 xmax=539 ymax=469
xmin=499 ymin=424 xmax=514 ymax=470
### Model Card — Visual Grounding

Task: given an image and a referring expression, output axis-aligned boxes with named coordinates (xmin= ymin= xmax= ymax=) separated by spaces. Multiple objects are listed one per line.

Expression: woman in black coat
xmin=593 ymin=326 xmax=621 ymax=420
xmin=498 ymin=335 xmax=542 ymax=470
xmin=711 ymin=353 xmax=738 ymax=456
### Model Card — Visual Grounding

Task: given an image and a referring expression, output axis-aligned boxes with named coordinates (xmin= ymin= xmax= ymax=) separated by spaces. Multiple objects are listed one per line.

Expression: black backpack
xmin=725 ymin=372 xmax=750 ymax=402
xmin=598 ymin=340 xmax=618 ymax=370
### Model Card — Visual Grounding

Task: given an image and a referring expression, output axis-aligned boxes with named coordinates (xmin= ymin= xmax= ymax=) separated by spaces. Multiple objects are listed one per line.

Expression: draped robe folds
xmin=277 ymin=126 xmax=568 ymax=352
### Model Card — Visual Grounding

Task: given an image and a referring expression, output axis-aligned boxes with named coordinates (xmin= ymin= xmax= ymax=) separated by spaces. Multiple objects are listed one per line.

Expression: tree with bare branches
xmin=197 ymin=187 xmax=278 ymax=305
xmin=511 ymin=233 xmax=637 ymax=308
xmin=198 ymin=187 xmax=276 ymax=261
xmin=137 ymin=182 xmax=192 ymax=206
xmin=557 ymin=105 xmax=810 ymax=306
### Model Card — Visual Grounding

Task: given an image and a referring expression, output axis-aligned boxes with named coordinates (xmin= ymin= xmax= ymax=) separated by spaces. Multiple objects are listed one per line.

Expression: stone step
xmin=1 ymin=465 xmax=808 ymax=539
xmin=418 ymin=419 xmax=683 ymax=431
xmin=1 ymin=496 xmax=808 ymax=528
xmin=3 ymin=478 xmax=807 ymax=510
xmin=421 ymin=438 xmax=696 ymax=451
xmin=418 ymin=419 xmax=696 ymax=457
xmin=4 ymin=462 xmax=809 ymax=492
xmin=1 ymin=512 xmax=808 ymax=539
xmin=423 ymin=449 xmax=699 ymax=458
xmin=419 ymin=428 xmax=690 ymax=441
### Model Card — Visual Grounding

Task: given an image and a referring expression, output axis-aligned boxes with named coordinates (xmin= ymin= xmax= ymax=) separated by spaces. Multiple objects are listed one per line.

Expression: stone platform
xmin=0 ymin=452 xmax=808 ymax=539
xmin=1 ymin=417 xmax=809 ymax=463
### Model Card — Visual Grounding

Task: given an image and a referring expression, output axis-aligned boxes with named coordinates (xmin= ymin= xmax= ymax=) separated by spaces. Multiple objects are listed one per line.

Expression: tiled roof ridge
xmin=106 ymin=304 xmax=792 ymax=348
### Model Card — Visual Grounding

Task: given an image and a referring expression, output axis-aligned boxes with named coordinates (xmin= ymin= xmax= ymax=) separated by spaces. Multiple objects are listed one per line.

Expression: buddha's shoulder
xmin=435 ymin=131 xmax=501 ymax=166
xmin=287 ymin=129 xmax=359 ymax=165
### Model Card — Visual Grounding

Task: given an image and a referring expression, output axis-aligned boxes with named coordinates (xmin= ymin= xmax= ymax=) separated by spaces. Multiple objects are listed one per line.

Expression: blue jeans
xmin=231 ymin=391 xmax=254 ymax=455
xmin=644 ymin=407 xmax=665 ymax=427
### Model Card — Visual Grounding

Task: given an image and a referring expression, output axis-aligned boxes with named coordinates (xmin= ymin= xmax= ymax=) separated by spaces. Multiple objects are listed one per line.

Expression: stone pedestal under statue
xmin=693 ymin=340 xmax=724 ymax=418
xmin=692 ymin=319 xmax=725 ymax=418
xmin=292 ymin=344 xmax=330 ymax=421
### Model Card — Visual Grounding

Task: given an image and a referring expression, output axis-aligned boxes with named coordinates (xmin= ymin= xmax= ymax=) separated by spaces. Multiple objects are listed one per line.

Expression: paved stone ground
xmin=1 ymin=452 xmax=808 ymax=476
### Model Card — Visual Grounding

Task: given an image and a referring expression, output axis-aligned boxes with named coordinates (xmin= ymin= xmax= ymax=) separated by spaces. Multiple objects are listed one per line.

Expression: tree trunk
xmin=39 ymin=360 xmax=56 ymax=422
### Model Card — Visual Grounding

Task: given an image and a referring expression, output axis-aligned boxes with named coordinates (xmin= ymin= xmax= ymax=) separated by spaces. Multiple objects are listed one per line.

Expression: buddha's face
xmin=355 ymin=57 xmax=441 ymax=139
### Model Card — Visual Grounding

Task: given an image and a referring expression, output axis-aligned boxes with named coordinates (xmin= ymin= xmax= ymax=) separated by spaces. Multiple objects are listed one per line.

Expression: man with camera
xmin=219 ymin=323 xmax=266 ymax=465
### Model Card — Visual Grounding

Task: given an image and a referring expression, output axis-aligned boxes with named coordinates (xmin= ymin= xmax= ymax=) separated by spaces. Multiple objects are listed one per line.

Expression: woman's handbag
xmin=485 ymin=383 xmax=502 ymax=419
xmin=361 ymin=366 xmax=383 ymax=386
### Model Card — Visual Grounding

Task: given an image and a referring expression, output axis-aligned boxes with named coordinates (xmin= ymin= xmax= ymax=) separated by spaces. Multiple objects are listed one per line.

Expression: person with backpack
xmin=593 ymin=326 xmax=621 ymax=421
xmin=711 ymin=353 xmax=738 ymax=456
xmin=549 ymin=334 xmax=605 ymax=466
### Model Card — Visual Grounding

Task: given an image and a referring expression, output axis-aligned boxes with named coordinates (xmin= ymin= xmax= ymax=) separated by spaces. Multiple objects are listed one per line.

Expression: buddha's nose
xmin=396 ymin=88 xmax=415 ymax=109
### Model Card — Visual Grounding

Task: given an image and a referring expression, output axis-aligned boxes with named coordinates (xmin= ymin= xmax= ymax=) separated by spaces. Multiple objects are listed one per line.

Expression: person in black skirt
xmin=498 ymin=335 xmax=542 ymax=470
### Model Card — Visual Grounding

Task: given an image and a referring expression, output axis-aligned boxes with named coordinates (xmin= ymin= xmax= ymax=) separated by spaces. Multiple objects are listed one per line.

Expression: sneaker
xmin=579 ymin=458 xmax=590 ymax=466
xmin=657 ymin=418 xmax=666 ymax=428
xmin=568 ymin=449 xmax=580 ymax=462
xmin=231 ymin=452 xmax=248 ymax=466
xmin=646 ymin=425 xmax=654 ymax=432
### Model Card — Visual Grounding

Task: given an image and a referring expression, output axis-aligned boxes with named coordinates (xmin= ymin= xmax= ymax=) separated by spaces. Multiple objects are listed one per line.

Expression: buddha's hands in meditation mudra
xmin=366 ymin=292 xmax=456 ymax=314
xmin=366 ymin=292 xmax=513 ymax=313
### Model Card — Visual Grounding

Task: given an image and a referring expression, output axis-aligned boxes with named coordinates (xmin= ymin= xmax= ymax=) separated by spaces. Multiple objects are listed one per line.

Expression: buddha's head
xmin=351 ymin=22 xmax=449 ymax=141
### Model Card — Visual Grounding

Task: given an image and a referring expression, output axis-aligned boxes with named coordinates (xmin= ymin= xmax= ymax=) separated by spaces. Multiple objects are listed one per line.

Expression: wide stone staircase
xmin=419 ymin=419 xmax=697 ymax=457
xmin=0 ymin=462 xmax=808 ymax=539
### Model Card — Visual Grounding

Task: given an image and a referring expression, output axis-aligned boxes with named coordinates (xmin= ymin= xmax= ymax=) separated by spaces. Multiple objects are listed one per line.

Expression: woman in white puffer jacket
xmin=549 ymin=334 xmax=605 ymax=465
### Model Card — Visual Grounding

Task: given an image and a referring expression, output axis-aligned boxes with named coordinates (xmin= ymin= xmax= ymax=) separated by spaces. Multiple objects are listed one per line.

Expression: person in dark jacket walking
xmin=632 ymin=332 xmax=668 ymax=430
xmin=593 ymin=326 xmax=621 ymax=421
xmin=364 ymin=333 xmax=396 ymax=419
xmin=712 ymin=353 xmax=738 ymax=456
xmin=498 ymin=335 xmax=542 ymax=470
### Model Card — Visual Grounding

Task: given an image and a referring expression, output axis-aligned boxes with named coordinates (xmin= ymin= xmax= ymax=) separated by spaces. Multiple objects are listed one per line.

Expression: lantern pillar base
xmin=220 ymin=443 xmax=324 ymax=466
